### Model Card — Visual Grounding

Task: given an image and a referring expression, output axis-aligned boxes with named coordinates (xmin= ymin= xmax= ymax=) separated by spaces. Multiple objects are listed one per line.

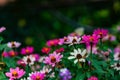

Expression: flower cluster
xmin=0 ymin=27 xmax=120 ymax=80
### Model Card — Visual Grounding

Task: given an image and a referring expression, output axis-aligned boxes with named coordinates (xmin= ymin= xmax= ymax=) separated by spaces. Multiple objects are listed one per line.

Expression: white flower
xmin=41 ymin=66 xmax=52 ymax=74
xmin=111 ymin=63 xmax=120 ymax=71
xmin=65 ymin=36 xmax=81 ymax=46
xmin=7 ymin=41 xmax=21 ymax=48
xmin=22 ymin=55 xmax=35 ymax=66
xmin=114 ymin=52 xmax=120 ymax=61
xmin=68 ymin=48 xmax=88 ymax=64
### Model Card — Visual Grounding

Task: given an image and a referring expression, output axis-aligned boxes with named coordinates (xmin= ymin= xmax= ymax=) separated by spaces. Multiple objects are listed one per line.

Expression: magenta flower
xmin=41 ymin=47 xmax=51 ymax=54
xmin=87 ymin=76 xmax=98 ymax=80
xmin=93 ymin=28 xmax=108 ymax=38
xmin=55 ymin=48 xmax=65 ymax=53
xmin=114 ymin=45 xmax=120 ymax=53
xmin=0 ymin=26 xmax=6 ymax=33
xmin=8 ymin=50 xmax=18 ymax=57
xmin=5 ymin=67 xmax=25 ymax=80
xmin=46 ymin=39 xmax=59 ymax=47
xmin=44 ymin=52 xmax=63 ymax=67
xmin=7 ymin=41 xmax=21 ymax=48
xmin=17 ymin=59 xmax=26 ymax=67
xmin=82 ymin=34 xmax=99 ymax=46
xmin=28 ymin=72 xmax=45 ymax=80
xmin=31 ymin=54 xmax=40 ymax=61
xmin=2 ymin=51 xmax=9 ymax=57
xmin=21 ymin=46 xmax=34 ymax=55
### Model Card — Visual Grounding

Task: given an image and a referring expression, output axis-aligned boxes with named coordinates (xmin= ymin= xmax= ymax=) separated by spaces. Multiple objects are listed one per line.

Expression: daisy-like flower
xmin=7 ymin=41 xmax=21 ymax=48
xmin=82 ymin=34 xmax=99 ymax=46
xmin=41 ymin=47 xmax=51 ymax=54
xmin=87 ymin=76 xmax=98 ymax=80
xmin=21 ymin=46 xmax=34 ymax=55
xmin=93 ymin=28 xmax=108 ymax=39
xmin=68 ymin=48 xmax=87 ymax=64
xmin=59 ymin=68 xmax=72 ymax=80
xmin=111 ymin=63 xmax=120 ymax=71
xmin=8 ymin=50 xmax=18 ymax=57
xmin=64 ymin=36 xmax=81 ymax=46
xmin=44 ymin=52 xmax=63 ymax=67
xmin=5 ymin=67 xmax=25 ymax=80
xmin=0 ymin=26 xmax=6 ymax=33
xmin=22 ymin=55 xmax=35 ymax=66
xmin=39 ymin=56 xmax=45 ymax=63
xmin=2 ymin=51 xmax=9 ymax=57
xmin=28 ymin=72 xmax=45 ymax=80
xmin=114 ymin=52 xmax=120 ymax=61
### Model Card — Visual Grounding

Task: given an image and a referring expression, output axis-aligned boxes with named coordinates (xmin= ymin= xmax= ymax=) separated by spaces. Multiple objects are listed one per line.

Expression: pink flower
xmin=8 ymin=50 xmax=17 ymax=57
xmin=17 ymin=59 xmax=26 ymax=67
xmin=102 ymin=34 xmax=116 ymax=42
xmin=0 ymin=26 xmax=6 ymax=33
xmin=55 ymin=48 xmax=64 ymax=53
xmin=41 ymin=47 xmax=51 ymax=54
xmin=31 ymin=54 xmax=40 ymax=61
xmin=46 ymin=39 xmax=59 ymax=47
xmin=87 ymin=76 xmax=98 ymax=80
xmin=2 ymin=51 xmax=9 ymax=57
xmin=44 ymin=52 xmax=63 ymax=67
xmin=82 ymin=34 xmax=99 ymax=46
xmin=58 ymin=38 xmax=64 ymax=45
xmin=93 ymin=28 xmax=108 ymax=38
xmin=28 ymin=72 xmax=45 ymax=80
xmin=7 ymin=41 xmax=21 ymax=48
xmin=5 ymin=67 xmax=25 ymax=80
xmin=21 ymin=46 xmax=34 ymax=55
xmin=114 ymin=45 xmax=120 ymax=53
xmin=114 ymin=52 xmax=120 ymax=61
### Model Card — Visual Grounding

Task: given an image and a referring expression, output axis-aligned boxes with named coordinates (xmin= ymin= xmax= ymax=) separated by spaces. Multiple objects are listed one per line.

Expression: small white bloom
xmin=114 ymin=52 xmax=120 ymax=61
xmin=22 ymin=55 xmax=35 ymax=66
xmin=7 ymin=41 xmax=21 ymax=48
xmin=65 ymin=36 xmax=81 ymax=46
xmin=68 ymin=48 xmax=88 ymax=64
xmin=111 ymin=63 xmax=120 ymax=71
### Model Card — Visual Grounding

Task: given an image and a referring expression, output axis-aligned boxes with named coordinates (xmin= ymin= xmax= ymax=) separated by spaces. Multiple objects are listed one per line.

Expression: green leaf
xmin=0 ymin=37 xmax=3 ymax=43
xmin=0 ymin=72 xmax=7 ymax=80
xmin=76 ymin=72 xmax=85 ymax=80
xmin=3 ymin=58 xmax=16 ymax=68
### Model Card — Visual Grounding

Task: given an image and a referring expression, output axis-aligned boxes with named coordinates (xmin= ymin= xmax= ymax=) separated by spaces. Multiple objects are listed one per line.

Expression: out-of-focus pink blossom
xmin=46 ymin=39 xmax=60 ymax=47
xmin=55 ymin=48 xmax=64 ymax=53
xmin=41 ymin=47 xmax=51 ymax=54
xmin=82 ymin=34 xmax=99 ymax=47
xmin=93 ymin=28 xmax=108 ymax=38
xmin=32 ymin=54 xmax=40 ymax=61
xmin=21 ymin=46 xmax=34 ymax=55
xmin=87 ymin=76 xmax=98 ymax=80
xmin=102 ymin=34 xmax=116 ymax=42
xmin=8 ymin=50 xmax=17 ymax=57
xmin=2 ymin=51 xmax=9 ymax=57
xmin=17 ymin=60 xmax=26 ymax=67
xmin=0 ymin=26 xmax=6 ymax=33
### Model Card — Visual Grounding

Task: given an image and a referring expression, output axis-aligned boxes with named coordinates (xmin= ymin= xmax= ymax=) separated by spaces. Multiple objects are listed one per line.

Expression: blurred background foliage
xmin=0 ymin=0 xmax=120 ymax=51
